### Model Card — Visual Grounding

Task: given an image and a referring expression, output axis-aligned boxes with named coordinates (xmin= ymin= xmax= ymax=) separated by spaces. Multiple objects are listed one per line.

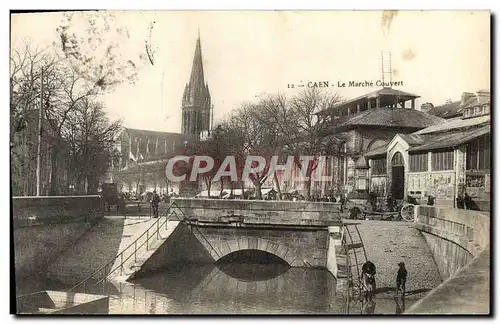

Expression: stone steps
xmin=111 ymin=221 xmax=180 ymax=281
xmin=47 ymin=217 xmax=159 ymax=284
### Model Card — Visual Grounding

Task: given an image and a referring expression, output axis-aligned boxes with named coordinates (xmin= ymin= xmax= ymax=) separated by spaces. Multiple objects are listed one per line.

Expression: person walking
xmin=151 ymin=190 xmax=160 ymax=218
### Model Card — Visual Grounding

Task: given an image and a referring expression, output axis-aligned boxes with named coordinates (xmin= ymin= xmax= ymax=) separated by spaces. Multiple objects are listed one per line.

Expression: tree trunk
xmin=254 ymin=181 xmax=262 ymax=200
xmin=219 ymin=178 xmax=224 ymax=198
xmin=49 ymin=147 xmax=59 ymax=196
xmin=304 ymin=179 xmax=312 ymax=201
xmin=206 ymin=178 xmax=212 ymax=198
xmin=274 ymin=172 xmax=282 ymax=200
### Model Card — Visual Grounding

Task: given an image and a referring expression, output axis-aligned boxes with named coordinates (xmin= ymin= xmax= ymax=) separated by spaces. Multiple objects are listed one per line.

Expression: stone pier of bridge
xmin=131 ymin=198 xmax=344 ymax=279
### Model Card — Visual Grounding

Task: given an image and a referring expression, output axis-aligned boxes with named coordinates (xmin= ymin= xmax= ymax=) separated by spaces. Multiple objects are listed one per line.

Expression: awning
xmin=409 ymin=125 xmax=490 ymax=152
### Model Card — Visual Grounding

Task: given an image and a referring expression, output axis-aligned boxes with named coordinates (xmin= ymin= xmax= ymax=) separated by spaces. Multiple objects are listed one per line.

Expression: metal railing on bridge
xmin=67 ymin=202 xmax=186 ymax=295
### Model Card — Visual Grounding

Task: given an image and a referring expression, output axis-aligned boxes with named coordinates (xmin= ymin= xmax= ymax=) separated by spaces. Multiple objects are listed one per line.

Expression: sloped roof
xmin=427 ymin=92 xmax=490 ymax=119
xmin=125 ymin=128 xmax=185 ymax=139
xmin=413 ymin=115 xmax=490 ymax=135
xmin=329 ymin=107 xmax=444 ymax=133
xmin=409 ymin=125 xmax=490 ymax=152
xmin=364 ymin=143 xmax=389 ymax=157
xmin=427 ymin=100 xmax=462 ymax=118
xmin=398 ymin=133 xmax=425 ymax=146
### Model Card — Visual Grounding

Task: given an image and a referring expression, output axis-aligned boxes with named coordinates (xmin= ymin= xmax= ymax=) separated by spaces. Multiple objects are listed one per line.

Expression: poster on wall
xmin=430 ymin=173 xmax=455 ymax=200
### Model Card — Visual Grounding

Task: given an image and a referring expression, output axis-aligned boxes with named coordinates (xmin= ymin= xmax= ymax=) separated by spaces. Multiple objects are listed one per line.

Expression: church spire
xmin=187 ymin=33 xmax=205 ymax=104
xmin=181 ymin=32 xmax=212 ymax=138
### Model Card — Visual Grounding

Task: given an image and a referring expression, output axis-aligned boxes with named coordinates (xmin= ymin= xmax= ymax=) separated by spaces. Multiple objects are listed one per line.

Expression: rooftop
xmin=427 ymin=100 xmax=462 ymax=119
xmin=413 ymin=115 xmax=490 ymax=135
xmin=364 ymin=143 xmax=389 ymax=158
xmin=325 ymin=106 xmax=444 ymax=133
xmin=319 ymin=87 xmax=420 ymax=115
xmin=426 ymin=90 xmax=490 ymax=119
xmin=409 ymin=125 xmax=490 ymax=152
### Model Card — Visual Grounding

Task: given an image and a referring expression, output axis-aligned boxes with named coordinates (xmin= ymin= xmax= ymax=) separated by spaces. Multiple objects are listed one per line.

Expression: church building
xmin=108 ymin=34 xmax=213 ymax=196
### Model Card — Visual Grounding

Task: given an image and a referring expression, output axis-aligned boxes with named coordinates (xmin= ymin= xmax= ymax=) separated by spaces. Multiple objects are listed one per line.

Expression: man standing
xmin=151 ymin=190 xmax=160 ymax=218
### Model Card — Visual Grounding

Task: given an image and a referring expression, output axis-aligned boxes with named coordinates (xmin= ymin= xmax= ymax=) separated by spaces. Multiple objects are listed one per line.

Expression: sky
xmin=11 ymin=10 xmax=490 ymax=133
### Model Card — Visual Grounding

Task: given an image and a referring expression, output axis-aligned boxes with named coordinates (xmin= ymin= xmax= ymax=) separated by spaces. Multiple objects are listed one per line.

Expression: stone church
xmin=109 ymin=35 xmax=213 ymax=196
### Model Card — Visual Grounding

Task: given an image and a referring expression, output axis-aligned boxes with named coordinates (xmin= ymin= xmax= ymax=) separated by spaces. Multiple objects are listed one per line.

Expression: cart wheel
xmin=400 ymin=203 xmax=415 ymax=222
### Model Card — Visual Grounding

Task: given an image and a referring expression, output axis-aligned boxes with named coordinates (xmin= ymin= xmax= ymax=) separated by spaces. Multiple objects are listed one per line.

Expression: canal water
xmin=16 ymin=250 xmax=414 ymax=314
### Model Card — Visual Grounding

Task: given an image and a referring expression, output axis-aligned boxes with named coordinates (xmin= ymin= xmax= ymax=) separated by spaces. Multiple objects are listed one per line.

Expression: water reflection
xmin=128 ymin=264 xmax=335 ymax=314
xmin=17 ymin=262 xmax=416 ymax=314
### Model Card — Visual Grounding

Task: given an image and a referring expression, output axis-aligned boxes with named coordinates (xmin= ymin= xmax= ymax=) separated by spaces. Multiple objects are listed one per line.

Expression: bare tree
xmin=286 ymin=88 xmax=343 ymax=200
xmin=65 ymin=98 xmax=122 ymax=194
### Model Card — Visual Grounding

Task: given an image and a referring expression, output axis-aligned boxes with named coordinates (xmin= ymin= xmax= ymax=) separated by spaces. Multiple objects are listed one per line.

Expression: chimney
xmin=461 ymin=92 xmax=475 ymax=106
xmin=476 ymin=89 xmax=490 ymax=104
xmin=420 ymin=102 xmax=434 ymax=113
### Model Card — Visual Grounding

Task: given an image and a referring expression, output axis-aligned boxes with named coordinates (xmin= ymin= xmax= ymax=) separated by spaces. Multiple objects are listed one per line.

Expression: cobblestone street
xmin=356 ymin=220 xmax=442 ymax=301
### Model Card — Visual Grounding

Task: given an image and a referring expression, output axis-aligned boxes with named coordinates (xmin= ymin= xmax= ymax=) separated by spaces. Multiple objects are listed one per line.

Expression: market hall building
xmin=362 ymin=89 xmax=491 ymax=211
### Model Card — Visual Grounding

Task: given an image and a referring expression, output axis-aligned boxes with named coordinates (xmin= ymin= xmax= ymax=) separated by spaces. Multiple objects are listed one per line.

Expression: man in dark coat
xmin=151 ymin=190 xmax=160 ymax=217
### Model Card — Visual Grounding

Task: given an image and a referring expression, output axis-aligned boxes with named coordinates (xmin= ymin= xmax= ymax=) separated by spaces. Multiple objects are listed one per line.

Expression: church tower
xmin=181 ymin=33 xmax=212 ymax=138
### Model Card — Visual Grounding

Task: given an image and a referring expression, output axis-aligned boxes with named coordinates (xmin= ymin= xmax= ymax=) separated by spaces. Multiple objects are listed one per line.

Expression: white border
xmin=2 ymin=2 xmax=497 ymax=324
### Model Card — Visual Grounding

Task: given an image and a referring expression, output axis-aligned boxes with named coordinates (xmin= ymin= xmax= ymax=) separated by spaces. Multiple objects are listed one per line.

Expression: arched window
xmin=392 ymin=152 xmax=404 ymax=166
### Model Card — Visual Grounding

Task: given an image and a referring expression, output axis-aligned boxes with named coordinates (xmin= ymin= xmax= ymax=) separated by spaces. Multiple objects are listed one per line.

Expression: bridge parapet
xmin=171 ymin=198 xmax=342 ymax=227
xmin=407 ymin=206 xmax=490 ymax=314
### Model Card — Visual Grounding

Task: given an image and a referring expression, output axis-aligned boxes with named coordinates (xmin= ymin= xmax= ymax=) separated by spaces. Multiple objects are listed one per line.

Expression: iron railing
xmin=67 ymin=202 xmax=185 ymax=294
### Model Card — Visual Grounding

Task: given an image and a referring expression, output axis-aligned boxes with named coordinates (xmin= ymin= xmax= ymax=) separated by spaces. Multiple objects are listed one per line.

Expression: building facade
xmin=109 ymin=35 xmax=213 ymax=196
xmin=364 ymin=89 xmax=491 ymax=210
xmin=11 ymin=109 xmax=70 ymax=196
xmin=285 ymin=87 xmax=444 ymax=199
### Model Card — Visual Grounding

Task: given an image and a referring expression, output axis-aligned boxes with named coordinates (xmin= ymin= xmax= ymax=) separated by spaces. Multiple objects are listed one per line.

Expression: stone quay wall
xmin=13 ymin=196 xmax=104 ymax=280
xmin=407 ymin=206 xmax=490 ymax=314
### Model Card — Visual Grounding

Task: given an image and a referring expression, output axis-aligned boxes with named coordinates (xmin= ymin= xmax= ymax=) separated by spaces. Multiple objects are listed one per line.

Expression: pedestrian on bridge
xmin=151 ymin=190 xmax=160 ymax=218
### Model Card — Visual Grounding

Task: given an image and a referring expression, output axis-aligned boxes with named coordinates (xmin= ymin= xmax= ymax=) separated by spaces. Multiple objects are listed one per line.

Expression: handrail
xmin=95 ymin=215 xmax=171 ymax=285
xmin=68 ymin=202 xmax=184 ymax=293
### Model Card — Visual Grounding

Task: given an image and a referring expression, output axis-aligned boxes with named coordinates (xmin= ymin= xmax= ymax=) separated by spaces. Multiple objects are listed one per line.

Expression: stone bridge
xmin=132 ymin=198 xmax=343 ymax=278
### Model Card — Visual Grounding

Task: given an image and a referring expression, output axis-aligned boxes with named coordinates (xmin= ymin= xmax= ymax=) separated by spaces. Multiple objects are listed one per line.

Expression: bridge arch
xmin=208 ymin=238 xmax=299 ymax=266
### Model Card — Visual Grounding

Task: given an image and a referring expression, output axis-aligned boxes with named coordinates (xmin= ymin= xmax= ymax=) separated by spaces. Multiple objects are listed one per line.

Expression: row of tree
xmin=187 ymin=88 xmax=348 ymax=201
xmin=10 ymin=11 xmax=146 ymax=195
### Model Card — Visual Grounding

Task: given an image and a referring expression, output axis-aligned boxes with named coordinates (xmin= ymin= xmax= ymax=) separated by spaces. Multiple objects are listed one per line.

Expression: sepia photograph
xmin=10 ymin=9 xmax=491 ymax=315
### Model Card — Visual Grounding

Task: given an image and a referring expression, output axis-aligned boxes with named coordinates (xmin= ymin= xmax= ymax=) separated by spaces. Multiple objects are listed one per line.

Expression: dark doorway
xmin=391 ymin=152 xmax=405 ymax=200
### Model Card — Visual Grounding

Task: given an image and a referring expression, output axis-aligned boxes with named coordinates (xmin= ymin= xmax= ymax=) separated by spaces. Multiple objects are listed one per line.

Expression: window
xmin=409 ymin=153 xmax=428 ymax=172
xmin=392 ymin=152 xmax=404 ymax=166
xmin=371 ymin=158 xmax=387 ymax=175
xmin=431 ymin=150 xmax=454 ymax=171
xmin=466 ymin=134 xmax=491 ymax=170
